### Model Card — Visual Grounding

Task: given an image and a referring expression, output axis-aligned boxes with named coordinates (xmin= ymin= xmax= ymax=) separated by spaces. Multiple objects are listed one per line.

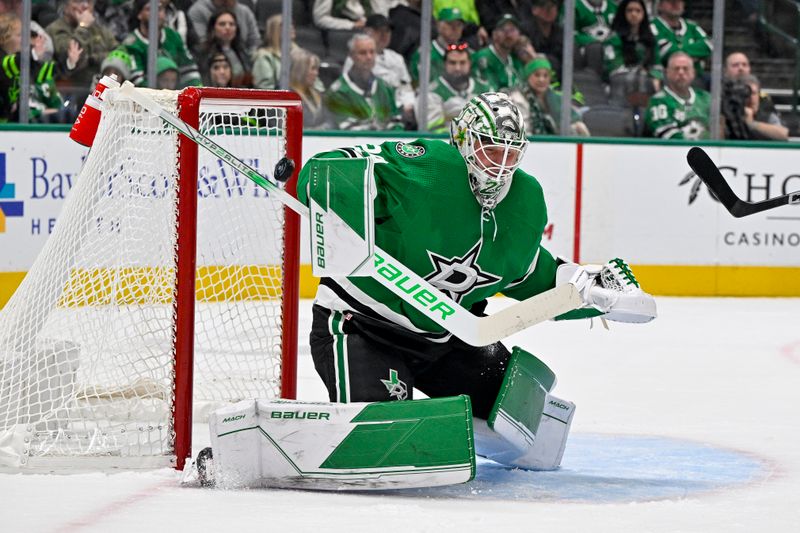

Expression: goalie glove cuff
xmin=554 ymin=258 xmax=657 ymax=323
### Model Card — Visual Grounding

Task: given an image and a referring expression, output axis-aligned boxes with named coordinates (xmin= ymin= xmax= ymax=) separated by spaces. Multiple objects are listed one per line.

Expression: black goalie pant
xmin=309 ymin=304 xmax=511 ymax=420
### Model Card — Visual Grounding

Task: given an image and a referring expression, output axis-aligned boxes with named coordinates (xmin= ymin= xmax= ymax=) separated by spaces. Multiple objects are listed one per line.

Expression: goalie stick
xmin=118 ymin=83 xmax=582 ymax=346
xmin=686 ymin=147 xmax=800 ymax=218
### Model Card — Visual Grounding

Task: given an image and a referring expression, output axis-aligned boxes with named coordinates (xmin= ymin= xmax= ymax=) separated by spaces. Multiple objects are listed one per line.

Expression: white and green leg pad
xmin=208 ymin=395 xmax=476 ymax=490
xmin=477 ymin=347 xmax=575 ymax=470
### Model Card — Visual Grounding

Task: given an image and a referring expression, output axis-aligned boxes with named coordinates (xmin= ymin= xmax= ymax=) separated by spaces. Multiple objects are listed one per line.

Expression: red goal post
xmin=173 ymin=88 xmax=302 ymax=470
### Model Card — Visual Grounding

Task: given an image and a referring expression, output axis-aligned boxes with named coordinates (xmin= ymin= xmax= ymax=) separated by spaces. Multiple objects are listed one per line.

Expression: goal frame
xmin=173 ymin=88 xmax=302 ymax=470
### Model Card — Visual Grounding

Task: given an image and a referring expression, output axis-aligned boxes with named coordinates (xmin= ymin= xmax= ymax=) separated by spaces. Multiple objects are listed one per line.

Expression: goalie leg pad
xmin=209 ymin=396 xmax=476 ymax=490
xmin=478 ymin=347 xmax=575 ymax=470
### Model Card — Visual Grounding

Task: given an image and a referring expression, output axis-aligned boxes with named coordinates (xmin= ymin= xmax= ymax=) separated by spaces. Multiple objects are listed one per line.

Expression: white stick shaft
xmin=118 ymin=84 xmax=582 ymax=345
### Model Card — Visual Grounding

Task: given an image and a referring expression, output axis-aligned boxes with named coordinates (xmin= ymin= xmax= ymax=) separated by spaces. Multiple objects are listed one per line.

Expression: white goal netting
xmin=0 ymin=88 xmax=297 ymax=469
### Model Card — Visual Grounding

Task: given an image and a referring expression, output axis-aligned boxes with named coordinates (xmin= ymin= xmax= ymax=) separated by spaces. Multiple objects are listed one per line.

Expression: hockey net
xmin=0 ymin=87 xmax=301 ymax=470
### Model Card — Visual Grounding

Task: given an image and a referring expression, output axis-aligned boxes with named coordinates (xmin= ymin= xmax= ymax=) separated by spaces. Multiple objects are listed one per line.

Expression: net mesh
xmin=0 ymin=88 xmax=293 ymax=468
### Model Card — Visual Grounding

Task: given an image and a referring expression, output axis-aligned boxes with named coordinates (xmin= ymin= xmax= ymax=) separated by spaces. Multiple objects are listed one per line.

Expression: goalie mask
xmin=450 ymin=92 xmax=528 ymax=209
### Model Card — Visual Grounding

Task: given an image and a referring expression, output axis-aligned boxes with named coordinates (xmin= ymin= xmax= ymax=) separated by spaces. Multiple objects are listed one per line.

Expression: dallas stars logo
xmin=395 ymin=142 xmax=426 ymax=158
xmin=381 ymin=369 xmax=407 ymax=400
xmin=425 ymin=242 xmax=501 ymax=303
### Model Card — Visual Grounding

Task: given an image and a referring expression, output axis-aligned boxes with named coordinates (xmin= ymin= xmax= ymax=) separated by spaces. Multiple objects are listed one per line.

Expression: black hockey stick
xmin=686 ymin=146 xmax=800 ymax=218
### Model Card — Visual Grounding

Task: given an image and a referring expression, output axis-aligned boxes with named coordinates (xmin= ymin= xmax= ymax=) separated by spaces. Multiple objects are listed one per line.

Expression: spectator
xmin=289 ymin=48 xmax=327 ymax=129
xmin=420 ymin=41 xmax=490 ymax=132
xmin=575 ymin=0 xmax=617 ymax=44
xmin=472 ymin=13 xmax=534 ymax=92
xmin=722 ymin=74 xmax=788 ymax=142
xmin=344 ymin=14 xmax=415 ymax=127
xmin=410 ymin=7 xmax=464 ymax=84
xmin=476 ymin=0 xmax=533 ymax=38
xmin=650 ymin=0 xmax=711 ymax=82
xmin=604 ymin=0 xmax=661 ymax=107
xmin=199 ymin=9 xmax=252 ymax=87
xmin=434 ymin=0 xmax=485 ymax=49
xmin=521 ymin=0 xmax=563 ymax=80
xmin=252 ymin=14 xmax=291 ymax=89
xmin=644 ymin=51 xmax=709 ymax=140
xmin=0 ymin=16 xmax=63 ymax=122
xmin=0 ymin=0 xmax=20 ymax=16
xmin=95 ymin=47 xmax=132 ymax=84
xmin=46 ymin=0 xmax=118 ymax=88
xmin=188 ymin=0 xmax=260 ymax=54
xmin=511 ymin=56 xmax=589 ymax=136
xmin=119 ymin=0 xmax=201 ymax=88
xmin=574 ymin=0 xmax=617 ymax=75
xmin=156 ymin=54 xmax=178 ymax=89
xmin=723 ymin=50 xmax=782 ymax=128
xmin=325 ymin=33 xmax=402 ymax=130
xmin=388 ymin=0 xmax=434 ymax=63
xmin=204 ymin=51 xmax=232 ymax=86
xmin=312 ymin=0 xmax=370 ymax=31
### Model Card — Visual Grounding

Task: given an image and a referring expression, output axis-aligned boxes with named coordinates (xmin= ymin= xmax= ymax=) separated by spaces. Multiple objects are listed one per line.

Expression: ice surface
xmin=2 ymin=297 xmax=800 ymax=532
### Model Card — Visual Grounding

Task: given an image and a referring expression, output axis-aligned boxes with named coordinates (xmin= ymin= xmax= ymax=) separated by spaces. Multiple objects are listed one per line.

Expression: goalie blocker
xmin=192 ymin=348 xmax=573 ymax=489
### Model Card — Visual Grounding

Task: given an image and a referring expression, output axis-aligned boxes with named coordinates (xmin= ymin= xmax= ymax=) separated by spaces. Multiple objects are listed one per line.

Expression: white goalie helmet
xmin=450 ymin=92 xmax=528 ymax=209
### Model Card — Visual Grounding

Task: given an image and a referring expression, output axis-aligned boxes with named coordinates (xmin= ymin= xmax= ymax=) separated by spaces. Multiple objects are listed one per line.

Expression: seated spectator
xmin=650 ymin=0 xmax=711 ymax=83
xmin=95 ymin=47 xmax=132 ymax=84
xmin=156 ymin=55 xmax=178 ymax=89
xmin=522 ymin=0 xmax=564 ymax=80
xmin=198 ymin=9 xmax=252 ymax=87
xmin=573 ymin=0 xmax=617 ymax=75
xmin=344 ymin=14 xmax=414 ymax=127
xmin=325 ymin=32 xmax=402 ymax=130
xmin=723 ymin=50 xmax=783 ymax=128
xmin=204 ymin=51 xmax=232 ymax=86
xmin=410 ymin=7 xmax=464 ymax=84
xmin=119 ymin=0 xmax=201 ymax=88
xmin=46 ymin=0 xmax=118 ymax=88
xmin=511 ymin=56 xmax=589 ymax=136
xmin=420 ymin=41 xmax=490 ymax=132
xmin=434 ymin=0 xmax=485 ymax=49
xmin=188 ymin=0 xmax=260 ymax=53
xmin=476 ymin=0 xmax=531 ymax=39
xmin=251 ymin=13 xmax=282 ymax=89
xmin=575 ymin=0 xmax=617 ymax=44
xmin=472 ymin=13 xmax=534 ymax=93
xmin=0 ymin=16 xmax=63 ymax=122
xmin=722 ymin=74 xmax=788 ymax=141
xmin=289 ymin=48 xmax=327 ymax=129
xmin=388 ymin=0 xmax=433 ymax=63
xmin=604 ymin=0 xmax=661 ymax=107
xmin=312 ymin=0 xmax=369 ymax=31
xmin=645 ymin=51 xmax=709 ymax=139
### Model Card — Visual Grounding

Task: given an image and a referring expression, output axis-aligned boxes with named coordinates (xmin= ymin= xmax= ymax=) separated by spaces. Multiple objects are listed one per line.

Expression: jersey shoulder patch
xmin=394 ymin=142 xmax=426 ymax=159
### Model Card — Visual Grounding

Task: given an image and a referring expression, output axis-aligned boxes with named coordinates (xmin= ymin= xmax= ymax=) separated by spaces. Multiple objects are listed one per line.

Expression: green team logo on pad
xmin=395 ymin=142 xmax=425 ymax=158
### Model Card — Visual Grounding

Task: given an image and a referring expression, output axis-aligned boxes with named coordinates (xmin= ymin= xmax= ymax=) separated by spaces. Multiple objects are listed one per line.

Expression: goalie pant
xmin=309 ymin=300 xmax=575 ymax=470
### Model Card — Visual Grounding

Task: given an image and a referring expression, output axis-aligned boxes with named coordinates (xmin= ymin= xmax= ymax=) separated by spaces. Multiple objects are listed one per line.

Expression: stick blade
xmin=686 ymin=147 xmax=747 ymax=217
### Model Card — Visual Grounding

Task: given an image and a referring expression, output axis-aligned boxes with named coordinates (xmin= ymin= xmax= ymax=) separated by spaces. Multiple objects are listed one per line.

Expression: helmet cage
xmin=451 ymin=92 xmax=528 ymax=209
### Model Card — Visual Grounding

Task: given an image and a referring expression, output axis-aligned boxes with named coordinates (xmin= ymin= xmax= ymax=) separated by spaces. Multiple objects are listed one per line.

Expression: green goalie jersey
xmin=296 ymin=138 xmax=559 ymax=338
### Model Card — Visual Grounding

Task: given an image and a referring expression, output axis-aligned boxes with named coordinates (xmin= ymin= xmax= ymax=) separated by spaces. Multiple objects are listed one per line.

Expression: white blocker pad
xmin=208 ymin=396 xmax=475 ymax=490
xmin=480 ymin=347 xmax=575 ymax=470
xmin=307 ymin=157 xmax=376 ymax=278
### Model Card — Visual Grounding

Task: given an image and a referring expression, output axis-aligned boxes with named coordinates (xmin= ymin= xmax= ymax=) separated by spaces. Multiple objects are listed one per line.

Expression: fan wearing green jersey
xmin=293 ymin=92 xmax=656 ymax=472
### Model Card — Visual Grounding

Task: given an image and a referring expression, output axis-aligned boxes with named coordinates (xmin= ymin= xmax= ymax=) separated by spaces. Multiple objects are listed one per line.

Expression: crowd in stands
xmin=0 ymin=0 xmax=790 ymax=141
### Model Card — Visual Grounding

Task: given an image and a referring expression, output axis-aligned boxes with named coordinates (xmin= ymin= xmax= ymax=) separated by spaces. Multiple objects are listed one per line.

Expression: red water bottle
xmin=69 ymin=74 xmax=121 ymax=147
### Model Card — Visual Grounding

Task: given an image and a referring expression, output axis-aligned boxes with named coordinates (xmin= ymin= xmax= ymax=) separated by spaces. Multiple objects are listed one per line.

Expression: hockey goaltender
xmin=189 ymin=92 xmax=657 ymax=490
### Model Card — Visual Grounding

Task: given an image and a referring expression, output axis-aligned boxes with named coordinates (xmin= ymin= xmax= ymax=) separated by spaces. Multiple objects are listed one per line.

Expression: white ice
xmin=2 ymin=297 xmax=800 ymax=532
